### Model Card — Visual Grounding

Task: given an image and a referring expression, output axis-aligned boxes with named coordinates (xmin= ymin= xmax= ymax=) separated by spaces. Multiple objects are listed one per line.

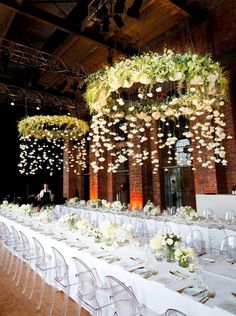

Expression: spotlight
xmin=10 ymin=101 xmax=15 ymax=106
xmin=113 ymin=14 xmax=124 ymax=28
xmin=126 ymin=0 xmax=143 ymax=19
xmin=102 ymin=15 xmax=110 ymax=32
xmin=114 ymin=0 xmax=126 ymax=14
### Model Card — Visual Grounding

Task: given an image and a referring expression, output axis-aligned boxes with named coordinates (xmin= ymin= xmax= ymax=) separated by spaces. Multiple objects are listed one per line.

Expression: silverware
xmin=199 ymin=291 xmax=215 ymax=304
xmin=169 ymin=271 xmax=187 ymax=279
xmin=192 ymin=288 xmax=208 ymax=297
xmin=144 ymin=271 xmax=158 ymax=279
xmin=129 ymin=266 xmax=144 ymax=272
xmin=177 ymin=285 xmax=193 ymax=293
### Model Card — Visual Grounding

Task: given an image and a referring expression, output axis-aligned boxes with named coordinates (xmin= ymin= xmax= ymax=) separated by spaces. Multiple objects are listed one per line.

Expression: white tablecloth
xmin=1 ymin=212 xmax=236 ymax=316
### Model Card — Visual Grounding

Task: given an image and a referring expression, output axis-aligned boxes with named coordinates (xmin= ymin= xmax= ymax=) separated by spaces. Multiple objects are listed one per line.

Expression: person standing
xmin=37 ymin=183 xmax=53 ymax=209
xmin=171 ymin=179 xmax=177 ymax=207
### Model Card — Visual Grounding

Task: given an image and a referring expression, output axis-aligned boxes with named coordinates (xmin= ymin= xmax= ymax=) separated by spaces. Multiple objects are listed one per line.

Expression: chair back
xmin=220 ymin=235 xmax=236 ymax=259
xmin=32 ymin=237 xmax=47 ymax=267
xmin=165 ymin=309 xmax=187 ymax=316
xmin=106 ymin=275 xmax=142 ymax=316
xmin=51 ymin=246 xmax=69 ymax=283
xmin=72 ymin=256 xmax=97 ymax=300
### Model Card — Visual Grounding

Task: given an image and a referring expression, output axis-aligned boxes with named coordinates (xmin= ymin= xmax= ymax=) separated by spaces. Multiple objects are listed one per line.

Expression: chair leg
xmin=28 ymin=269 xmax=37 ymax=300
xmin=22 ymin=263 xmax=31 ymax=295
xmin=3 ymin=248 xmax=10 ymax=271
xmin=12 ymin=256 xmax=20 ymax=281
xmin=0 ymin=246 xmax=6 ymax=266
xmin=62 ymin=286 xmax=70 ymax=316
xmin=37 ymin=270 xmax=47 ymax=310
xmin=6 ymin=252 xmax=14 ymax=275
xmin=16 ymin=259 xmax=23 ymax=286
xmin=48 ymin=281 xmax=57 ymax=316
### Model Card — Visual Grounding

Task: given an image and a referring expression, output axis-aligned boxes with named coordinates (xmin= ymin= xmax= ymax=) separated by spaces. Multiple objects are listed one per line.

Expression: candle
xmin=188 ymin=263 xmax=195 ymax=273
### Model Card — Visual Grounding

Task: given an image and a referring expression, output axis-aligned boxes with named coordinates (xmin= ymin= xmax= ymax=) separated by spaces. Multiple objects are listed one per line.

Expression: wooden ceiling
xmin=0 ymin=0 xmax=224 ymax=97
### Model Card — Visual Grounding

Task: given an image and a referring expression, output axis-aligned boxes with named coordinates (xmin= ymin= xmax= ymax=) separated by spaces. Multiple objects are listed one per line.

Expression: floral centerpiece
xmin=99 ymin=220 xmax=117 ymax=245
xmin=175 ymin=247 xmax=195 ymax=268
xmin=162 ymin=233 xmax=182 ymax=262
xmin=19 ymin=204 xmax=34 ymax=216
xmin=38 ymin=208 xmax=53 ymax=223
xmin=175 ymin=206 xmax=198 ymax=220
xmin=76 ymin=219 xmax=93 ymax=233
xmin=79 ymin=200 xmax=87 ymax=208
xmin=111 ymin=201 xmax=125 ymax=212
xmin=143 ymin=200 xmax=161 ymax=216
xmin=67 ymin=197 xmax=80 ymax=205
xmin=88 ymin=199 xmax=102 ymax=208
xmin=58 ymin=213 xmax=79 ymax=230
xmin=114 ymin=223 xmax=133 ymax=244
xmin=101 ymin=199 xmax=111 ymax=210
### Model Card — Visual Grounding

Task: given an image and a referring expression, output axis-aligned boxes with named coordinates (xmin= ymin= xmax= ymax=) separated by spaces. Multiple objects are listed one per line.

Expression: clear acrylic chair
xmin=72 ymin=256 xmax=115 ymax=316
xmin=220 ymin=235 xmax=236 ymax=259
xmin=49 ymin=247 xmax=79 ymax=316
xmin=165 ymin=309 xmax=187 ymax=316
xmin=0 ymin=222 xmax=18 ymax=272
xmin=31 ymin=237 xmax=55 ymax=311
xmin=6 ymin=226 xmax=23 ymax=277
xmin=158 ymin=224 xmax=171 ymax=235
xmin=106 ymin=275 xmax=159 ymax=316
xmin=207 ymin=227 xmax=227 ymax=254
xmin=186 ymin=230 xmax=204 ymax=255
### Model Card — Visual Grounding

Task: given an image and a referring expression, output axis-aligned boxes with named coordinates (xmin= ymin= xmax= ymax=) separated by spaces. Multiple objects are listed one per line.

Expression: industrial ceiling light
xmin=102 ymin=15 xmax=110 ymax=32
xmin=113 ymin=13 xmax=125 ymax=28
xmin=114 ymin=0 xmax=126 ymax=14
xmin=126 ymin=0 xmax=143 ymax=19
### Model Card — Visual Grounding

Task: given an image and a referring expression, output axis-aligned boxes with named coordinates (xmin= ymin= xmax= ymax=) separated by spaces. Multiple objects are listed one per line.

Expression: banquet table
xmin=54 ymin=205 xmax=236 ymax=247
xmin=1 ymin=210 xmax=236 ymax=316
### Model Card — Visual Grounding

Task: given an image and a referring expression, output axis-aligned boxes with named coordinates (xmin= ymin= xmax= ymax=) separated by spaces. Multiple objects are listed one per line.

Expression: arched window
xmin=175 ymin=138 xmax=191 ymax=166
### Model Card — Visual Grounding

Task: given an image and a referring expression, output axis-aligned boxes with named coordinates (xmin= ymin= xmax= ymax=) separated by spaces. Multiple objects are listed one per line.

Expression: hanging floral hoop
xmin=85 ymin=50 xmax=231 ymax=174
xmin=18 ymin=115 xmax=89 ymax=176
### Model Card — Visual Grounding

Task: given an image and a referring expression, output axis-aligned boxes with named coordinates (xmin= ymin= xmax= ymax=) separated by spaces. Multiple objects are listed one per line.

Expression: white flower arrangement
xmin=111 ymin=201 xmax=125 ymax=212
xmin=58 ymin=212 xmax=79 ymax=229
xmin=38 ymin=209 xmax=52 ymax=223
xmin=67 ymin=197 xmax=80 ymax=205
xmin=114 ymin=223 xmax=133 ymax=244
xmin=150 ymin=234 xmax=163 ymax=251
xmin=101 ymin=199 xmax=111 ymax=209
xmin=176 ymin=206 xmax=198 ymax=220
xmin=143 ymin=200 xmax=155 ymax=214
xmin=161 ymin=232 xmax=182 ymax=248
xmin=76 ymin=219 xmax=93 ymax=232
xmin=1 ymin=200 xmax=9 ymax=206
xmin=143 ymin=201 xmax=161 ymax=216
xmin=88 ymin=199 xmax=102 ymax=208
xmin=175 ymin=247 xmax=195 ymax=265
xmin=58 ymin=214 xmax=71 ymax=225
xmin=99 ymin=220 xmax=117 ymax=240
xmin=79 ymin=200 xmax=87 ymax=208
xmin=19 ymin=204 xmax=34 ymax=216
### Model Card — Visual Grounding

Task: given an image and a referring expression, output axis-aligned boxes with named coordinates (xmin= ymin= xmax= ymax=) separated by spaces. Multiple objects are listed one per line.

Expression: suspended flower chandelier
xmin=18 ymin=115 xmax=89 ymax=175
xmin=85 ymin=50 xmax=231 ymax=174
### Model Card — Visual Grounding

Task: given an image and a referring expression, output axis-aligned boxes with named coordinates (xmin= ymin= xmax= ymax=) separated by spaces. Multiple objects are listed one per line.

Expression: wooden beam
xmin=0 ymin=0 xmax=137 ymax=56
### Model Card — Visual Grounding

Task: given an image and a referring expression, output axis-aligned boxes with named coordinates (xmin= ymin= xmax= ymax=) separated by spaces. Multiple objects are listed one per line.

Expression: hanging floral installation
xmin=84 ymin=50 xmax=231 ymax=174
xmin=18 ymin=115 xmax=89 ymax=175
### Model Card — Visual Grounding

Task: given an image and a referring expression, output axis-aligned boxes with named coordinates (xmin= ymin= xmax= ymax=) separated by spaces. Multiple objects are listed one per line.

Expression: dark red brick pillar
xmin=107 ymin=155 xmax=115 ymax=202
xmin=128 ymin=137 xmax=144 ymax=209
xmin=222 ymin=71 xmax=236 ymax=192
xmin=63 ymin=140 xmax=78 ymax=198
xmin=89 ymin=147 xmax=99 ymax=200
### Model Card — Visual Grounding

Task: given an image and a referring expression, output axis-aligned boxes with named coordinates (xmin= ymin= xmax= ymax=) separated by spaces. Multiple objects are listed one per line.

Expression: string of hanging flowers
xmin=84 ymin=50 xmax=231 ymax=174
xmin=18 ymin=115 xmax=89 ymax=175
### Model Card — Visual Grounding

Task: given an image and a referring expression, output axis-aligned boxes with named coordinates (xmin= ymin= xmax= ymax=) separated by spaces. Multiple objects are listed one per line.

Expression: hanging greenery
xmin=84 ymin=50 xmax=231 ymax=174
xmin=18 ymin=115 xmax=89 ymax=176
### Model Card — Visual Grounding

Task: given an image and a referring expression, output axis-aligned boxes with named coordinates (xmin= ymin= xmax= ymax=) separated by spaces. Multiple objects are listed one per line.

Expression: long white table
xmin=54 ymin=205 xmax=236 ymax=249
xmin=1 ymin=211 xmax=236 ymax=316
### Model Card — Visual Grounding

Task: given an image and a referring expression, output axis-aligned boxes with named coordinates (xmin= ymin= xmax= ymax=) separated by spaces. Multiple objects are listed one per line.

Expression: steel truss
xmin=0 ymin=37 xmax=86 ymax=79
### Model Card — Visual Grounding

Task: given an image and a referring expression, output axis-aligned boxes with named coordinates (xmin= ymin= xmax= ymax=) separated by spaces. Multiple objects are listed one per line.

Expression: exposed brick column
xmin=222 ymin=71 xmax=236 ymax=192
xmin=128 ymin=136 xmax=143 ymax=209
xmin=89 ymin=146 xmax=99 ymax=200
xmin=149 ymin=121 xmax=162 ymax=206
xmin=63 ymin=140 xmax=78 ymax=198
xmin=190 ymin=120 xmax=218 ymax=194
xmin=107 ymin=154 xmax=115 ymax=202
